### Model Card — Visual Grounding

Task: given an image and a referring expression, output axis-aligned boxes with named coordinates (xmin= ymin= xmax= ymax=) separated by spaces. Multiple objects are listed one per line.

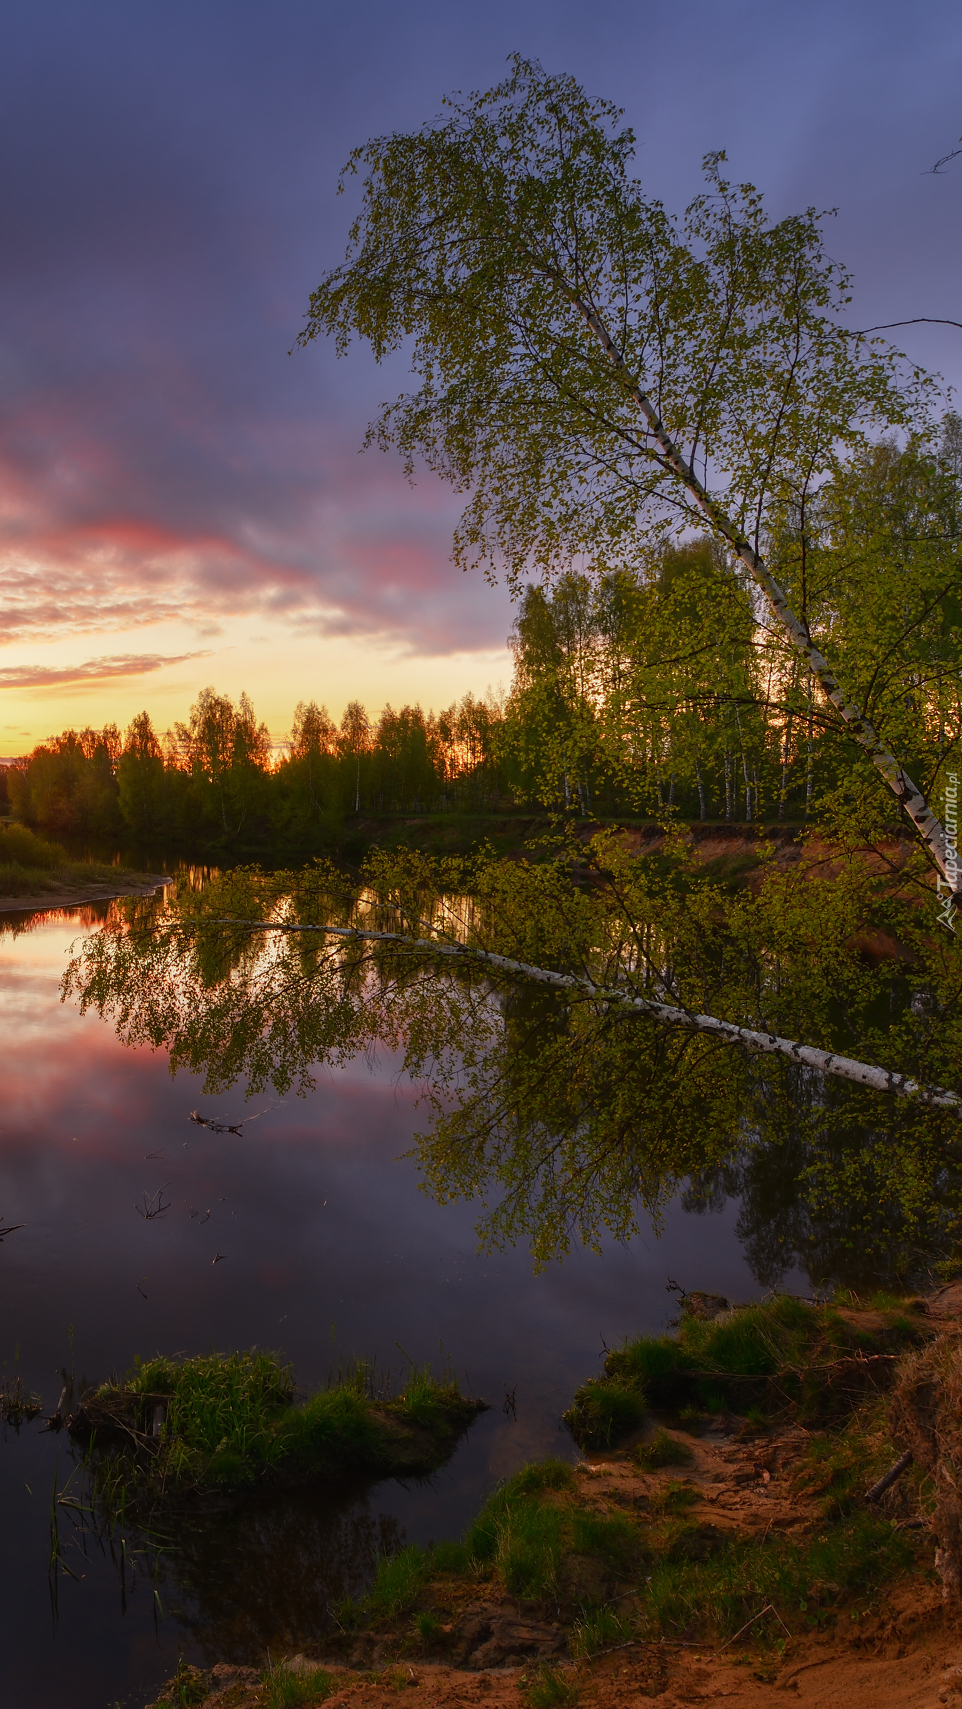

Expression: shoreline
xmin=0 ymin=873 xmax=170 ymax=915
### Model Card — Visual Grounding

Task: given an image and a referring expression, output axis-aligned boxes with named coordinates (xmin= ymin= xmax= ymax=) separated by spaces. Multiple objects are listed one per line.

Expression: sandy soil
xmin=0 ymin=873 xmax=169 ymax=914
xmin=177 ymin=1597 xmax=962 ymax=1708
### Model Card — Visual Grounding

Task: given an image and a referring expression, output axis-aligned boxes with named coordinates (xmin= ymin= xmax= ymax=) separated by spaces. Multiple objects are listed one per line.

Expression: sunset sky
xmin=2 ymin=0 xmax=961 ymax=755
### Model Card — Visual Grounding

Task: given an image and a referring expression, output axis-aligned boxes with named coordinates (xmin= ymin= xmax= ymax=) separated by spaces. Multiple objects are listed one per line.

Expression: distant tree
xmin=174 ymin=688 xmax=272 ymax=839
xmin=338 ymin=701 xmax=371 ymax=813
xmin=117 ymin=712 xmax=168 ymax=840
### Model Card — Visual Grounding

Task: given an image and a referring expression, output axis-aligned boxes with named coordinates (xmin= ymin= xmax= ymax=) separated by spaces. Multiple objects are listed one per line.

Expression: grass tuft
xmin=562 ymin=1377 xmax=646 ymax=1451
xmin=261 ymin=1663 xmax=336 ymax=1708
xmin=570 ymin=1602 xmax=633 ymax=1658
xmin=635 ymin=1429 xmax=694 ymax=1470
xmin=525 ymin=1662 xmax=581 ymax=1705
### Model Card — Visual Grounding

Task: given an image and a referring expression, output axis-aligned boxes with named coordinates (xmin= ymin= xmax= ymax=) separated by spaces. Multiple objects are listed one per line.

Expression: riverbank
xmin=145 ymin=1283 xmax=962 ymax=1709
xmin=0 ymin=870 xmax=169 ymax=914
xmin=0 ymin=817 xmax=169 ymax=914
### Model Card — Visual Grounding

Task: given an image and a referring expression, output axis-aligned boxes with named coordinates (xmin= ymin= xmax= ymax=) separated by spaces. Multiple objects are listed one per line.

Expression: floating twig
xmin=135 ymin=1187 xmax=170 ymax=1221
xmin=0 ymin=1217 xmax=25 ymax=1242
xmin=189 ymin=1110 xmax=243 ymax=1135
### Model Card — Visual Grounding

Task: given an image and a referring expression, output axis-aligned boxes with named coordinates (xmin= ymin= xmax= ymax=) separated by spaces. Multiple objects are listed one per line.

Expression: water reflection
xmin=161 ymin=1486 xmax=404 ymax=1661
xmin=1 ymin=901 xmax=765 ymax=1709
xmin=3 ymin=881 xmax=958 ymax=1709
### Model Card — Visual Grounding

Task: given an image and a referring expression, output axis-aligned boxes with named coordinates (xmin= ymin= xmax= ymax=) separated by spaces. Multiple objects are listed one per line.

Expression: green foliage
xmin=300 ymin=54 xmax=960 ymax=848
xmin=635 ymin=1429 xmax=694 ymax=1471
xmin=73 ymin=1350 xmax=484 ymax=1509
xmin=0 ymin=821 xmax=63 ymax=869
xmin=261 ymin=1664 xmax=336 ymax=1708
xmin=7 ymin=726 xmax=122 ymax=835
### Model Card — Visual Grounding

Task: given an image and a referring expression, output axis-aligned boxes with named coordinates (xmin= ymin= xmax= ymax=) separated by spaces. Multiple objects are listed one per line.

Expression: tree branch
xmin=193 ymin=917 xmax=962 ymax=1111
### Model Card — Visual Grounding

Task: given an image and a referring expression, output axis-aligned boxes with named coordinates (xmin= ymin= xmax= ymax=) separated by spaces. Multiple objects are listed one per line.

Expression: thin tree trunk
xmin=805 ymin=681 xmax=815 ymax=819
xmin=695 ymin=759 xmax=707 ymax=822
xmin=560 ymin=284 xmax=958 ymax=892
xmin=210 ymin=917 xmax=962 ymax=1111
xmin=779 ymin=712 xmax=793 ymax=821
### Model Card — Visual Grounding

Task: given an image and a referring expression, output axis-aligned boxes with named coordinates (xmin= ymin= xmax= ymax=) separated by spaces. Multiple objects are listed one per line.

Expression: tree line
xmin=7 ymin=423 xmax=962 ymax=854
xmin=3 ymin=688 xmax=508 ymax=846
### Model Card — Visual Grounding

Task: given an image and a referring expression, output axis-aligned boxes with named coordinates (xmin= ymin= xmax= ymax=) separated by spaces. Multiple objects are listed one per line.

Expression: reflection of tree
xmin=159 ymin=1482 xmax=403 ymax=1662
xmin=685 ymin=1112 xmax=960 ymax=1293
xmin=65 ymin=844 xmax=962 ymax=1271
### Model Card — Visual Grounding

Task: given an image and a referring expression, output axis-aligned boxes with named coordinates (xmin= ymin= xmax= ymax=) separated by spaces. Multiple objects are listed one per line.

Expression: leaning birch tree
xmin=298 ymin=56 xmax=957 ymax=894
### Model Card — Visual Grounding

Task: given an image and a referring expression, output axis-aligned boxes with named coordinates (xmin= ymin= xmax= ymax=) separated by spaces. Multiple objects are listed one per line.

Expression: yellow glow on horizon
xmin=0 ymin=619 xmax=513 ymax=754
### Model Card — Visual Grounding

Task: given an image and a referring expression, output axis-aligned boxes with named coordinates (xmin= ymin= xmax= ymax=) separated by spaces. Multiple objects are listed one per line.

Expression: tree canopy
xmin=299 ymin=55 xmax=959 ymax=889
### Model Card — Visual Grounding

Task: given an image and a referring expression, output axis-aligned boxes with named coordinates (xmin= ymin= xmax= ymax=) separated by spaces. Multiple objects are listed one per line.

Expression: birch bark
xmin=204 ymin=917 xmax=961 ymax=1112
xmin=558 ymin=278 xmax=958 ymax=893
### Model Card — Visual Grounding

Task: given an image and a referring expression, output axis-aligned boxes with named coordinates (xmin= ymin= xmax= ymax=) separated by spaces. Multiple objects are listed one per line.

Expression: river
xmin=1 ymin=893 xmax=792 ymax=1708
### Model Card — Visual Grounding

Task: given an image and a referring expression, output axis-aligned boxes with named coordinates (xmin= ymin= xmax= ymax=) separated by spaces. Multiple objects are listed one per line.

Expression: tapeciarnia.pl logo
xmin=937 ymin=772 xmax=959 ymax=933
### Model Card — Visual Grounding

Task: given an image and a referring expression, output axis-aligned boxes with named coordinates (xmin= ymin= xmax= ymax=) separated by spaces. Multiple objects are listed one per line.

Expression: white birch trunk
xmin=208 ymin=918 xmax=962 ymax=1111
xmin=555 ymin=281 xmax=958 ymax=894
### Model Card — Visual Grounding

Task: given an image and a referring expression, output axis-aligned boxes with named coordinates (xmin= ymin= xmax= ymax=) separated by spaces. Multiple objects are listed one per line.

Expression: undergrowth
xmin=70 ymin=1349 xmax=485 ymax=1508
xmin=564 ymin=1293 xmax=926 ymax=1450
xmin=0 ymin=821 xmax=128 ymax=895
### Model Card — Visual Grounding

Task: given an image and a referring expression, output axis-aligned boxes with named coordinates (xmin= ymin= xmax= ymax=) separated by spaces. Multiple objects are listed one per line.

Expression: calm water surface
xmin=0 ymin=896 xmax=777 ymax=1709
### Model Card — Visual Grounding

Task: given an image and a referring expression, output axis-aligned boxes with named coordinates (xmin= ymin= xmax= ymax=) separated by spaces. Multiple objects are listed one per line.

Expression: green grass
xmin=562 ymin=1376 xmax=646 ymax=1451
xmin=640 ymin=1508 xmax=915 ymax=1640
xmin=635 ymin=1429 xmax=694 ymax=1470
xmin=563 ymin=1293 xmax=927 ymax=1450
xmin=349 ymin=1457 xmax=640 ymax=1623
xmin=570 ymin=1602 xmax=634 ymax=1658
xmin=71 ymin=1350 xmax=485 ymax=1508
xmin=261 ymin=1664 xmax=336 ymax=1708
xmin=525 ymin=1663 xmax=581 ymax=1706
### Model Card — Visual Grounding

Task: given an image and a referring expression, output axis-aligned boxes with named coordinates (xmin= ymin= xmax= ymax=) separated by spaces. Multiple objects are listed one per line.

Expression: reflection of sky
xmin=1 ymin=905 xmax=763 ymax=1707
xmin=2 ymin=2 xmax=962 ymax=745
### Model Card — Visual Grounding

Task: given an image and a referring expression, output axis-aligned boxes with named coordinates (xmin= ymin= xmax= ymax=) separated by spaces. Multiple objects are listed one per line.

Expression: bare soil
xmin=0 ymin=873 xmax=169 ymax=914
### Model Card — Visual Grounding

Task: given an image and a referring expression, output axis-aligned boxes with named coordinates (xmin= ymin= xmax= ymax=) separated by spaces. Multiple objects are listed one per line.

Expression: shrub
xmin=0 ymin=821 xmax=64 ymax=869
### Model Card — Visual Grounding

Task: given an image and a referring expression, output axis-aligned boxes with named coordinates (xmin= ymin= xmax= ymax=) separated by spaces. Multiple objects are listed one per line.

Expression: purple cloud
xmin=0 ymin=653 xmax=209 ymax=690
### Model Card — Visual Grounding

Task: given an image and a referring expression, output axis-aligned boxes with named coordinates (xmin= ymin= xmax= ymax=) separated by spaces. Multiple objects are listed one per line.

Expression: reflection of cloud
xmin=0 ymin=652 xmax=208 ymax=689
